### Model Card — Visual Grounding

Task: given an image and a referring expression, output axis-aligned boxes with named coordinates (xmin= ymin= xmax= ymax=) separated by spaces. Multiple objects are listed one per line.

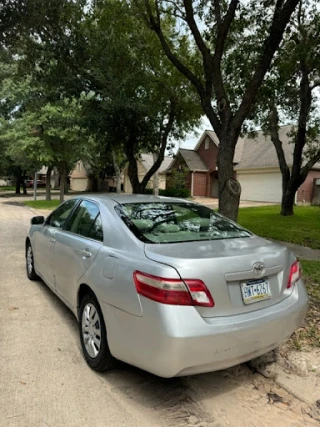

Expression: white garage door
xmin=238 ymin=172 xmax=282 ymax=203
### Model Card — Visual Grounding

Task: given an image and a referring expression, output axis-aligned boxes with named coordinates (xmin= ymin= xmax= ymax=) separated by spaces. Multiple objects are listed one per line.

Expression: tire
xmin=26 ymin=242 xmax=39 ymax=281
xmin=79 ymin=293 xmax=116 ymax=372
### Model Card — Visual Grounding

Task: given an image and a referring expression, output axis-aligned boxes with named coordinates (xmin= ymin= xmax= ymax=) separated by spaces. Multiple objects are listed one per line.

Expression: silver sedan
xmin=25 ymin=195 xmax=308 ymax=377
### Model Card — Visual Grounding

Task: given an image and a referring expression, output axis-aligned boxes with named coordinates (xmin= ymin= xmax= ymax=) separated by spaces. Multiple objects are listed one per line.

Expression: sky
xmin=173 ymin=116 xmax=212 ymax=153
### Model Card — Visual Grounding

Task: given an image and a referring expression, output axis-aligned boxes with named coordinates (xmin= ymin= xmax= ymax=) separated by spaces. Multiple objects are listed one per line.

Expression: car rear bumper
xmin=101 ymin=280 xmax=308 ymax=378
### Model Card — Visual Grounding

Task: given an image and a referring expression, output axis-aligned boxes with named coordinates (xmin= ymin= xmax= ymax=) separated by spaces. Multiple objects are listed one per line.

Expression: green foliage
xmin=248 ymin=1 xmax=320 ymax=171
xmin=161 ymin=187 xmax=190 ymax=198
xmin=168 ymin=165 xmax=190 ymax=189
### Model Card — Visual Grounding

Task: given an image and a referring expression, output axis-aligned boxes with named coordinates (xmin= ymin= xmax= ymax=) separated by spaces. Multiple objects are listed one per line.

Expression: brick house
xmin=168 ymin=126 xmax=320 ymax=203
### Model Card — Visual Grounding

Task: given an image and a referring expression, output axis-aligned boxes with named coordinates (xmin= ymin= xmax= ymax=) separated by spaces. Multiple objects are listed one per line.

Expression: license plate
xmin=241 ymin=279 xmax=271 ymax=305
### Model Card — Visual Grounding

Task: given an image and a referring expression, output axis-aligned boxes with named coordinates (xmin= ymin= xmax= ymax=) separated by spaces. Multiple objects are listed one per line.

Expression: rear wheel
xmin=79 ymin=293 xmax=116 ymax=372
xmin=26 ymin=242 xmax=39 ymax=280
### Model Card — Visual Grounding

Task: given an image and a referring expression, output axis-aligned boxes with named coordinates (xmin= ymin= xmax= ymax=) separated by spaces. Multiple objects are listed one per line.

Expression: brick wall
xmin=196 ymin=136 xmax=219 ymax=172
xmin=297 ymin=170 xmax=320 ymax=203
xmin=193 ymin=172 xmax=208 ymax=196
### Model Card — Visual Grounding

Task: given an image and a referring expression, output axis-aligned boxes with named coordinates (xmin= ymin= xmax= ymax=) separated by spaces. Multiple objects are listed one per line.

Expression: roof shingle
xmin=178 ymin=149 xmax=208 ymax=171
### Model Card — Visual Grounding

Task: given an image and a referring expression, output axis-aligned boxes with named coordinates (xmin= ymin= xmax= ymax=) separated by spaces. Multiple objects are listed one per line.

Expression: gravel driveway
xmin=0 ymin=198 xmax=317 ymax=427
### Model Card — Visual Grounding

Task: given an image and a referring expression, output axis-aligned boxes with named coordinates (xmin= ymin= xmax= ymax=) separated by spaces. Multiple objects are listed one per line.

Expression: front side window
xmin=115 ymin=202 xmax=252 ymax=244
xmin=66 ymin=200 xmax=103 ymax=241
xmin=47 ymin=199 xmax=79 ymax=229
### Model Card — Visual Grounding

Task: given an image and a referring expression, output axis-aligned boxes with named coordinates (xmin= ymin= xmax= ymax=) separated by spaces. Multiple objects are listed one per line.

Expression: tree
xmin=73 ymin=0 xmax=201 ymax=194
xmin=254 ymin=1 xmax=320 ymax=215
xmin=137 ymin=0 xmax=301 ymax=220
xmin=0 ymin=97 xmax=94 ymax=202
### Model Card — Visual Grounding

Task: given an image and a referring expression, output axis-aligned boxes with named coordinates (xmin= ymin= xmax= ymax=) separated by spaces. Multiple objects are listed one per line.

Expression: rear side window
xmin=115 ymin=202 xmax=251 ymax=244
xmin=47 ymin=199 xmax=78 ymax=229
xmin=66 ymin=200 xmax=103 ymax=242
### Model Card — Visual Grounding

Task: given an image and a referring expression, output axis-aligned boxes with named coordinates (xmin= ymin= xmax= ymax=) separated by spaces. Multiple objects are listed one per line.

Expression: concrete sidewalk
xmin=193 ymin=196 xmax=278 ymax=209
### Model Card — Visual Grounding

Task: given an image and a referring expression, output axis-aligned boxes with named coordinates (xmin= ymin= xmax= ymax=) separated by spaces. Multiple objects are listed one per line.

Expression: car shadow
xmin=33 ymin=278 xmax=257 ymax=424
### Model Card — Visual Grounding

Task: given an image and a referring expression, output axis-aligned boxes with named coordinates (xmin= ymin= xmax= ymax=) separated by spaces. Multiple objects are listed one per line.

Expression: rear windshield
xmin=115 ymin=202 xmax=252 ymax=244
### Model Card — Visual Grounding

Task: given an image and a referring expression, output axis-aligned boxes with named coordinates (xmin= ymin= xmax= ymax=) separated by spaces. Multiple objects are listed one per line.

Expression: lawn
xmin=24 ymin=200 xmax=61 ymax=209
xmin=0 ymin=186 xmax=16 ymax=191
xmin=238 ymin=205 xmax=320 ymax=249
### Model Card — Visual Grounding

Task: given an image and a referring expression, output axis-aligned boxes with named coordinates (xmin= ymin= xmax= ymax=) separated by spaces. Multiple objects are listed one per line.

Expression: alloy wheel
xmin=27 ymin=246 xmax=33 ymax=275
xmin=81 ymin=303 xmax=102 ymax=359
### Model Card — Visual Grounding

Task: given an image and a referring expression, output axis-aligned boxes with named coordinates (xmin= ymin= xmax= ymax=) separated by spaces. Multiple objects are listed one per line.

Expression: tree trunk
xmin=152 ymin=152 xmax=159 ymax=195
xmin=91 ymin=176 xmax=99 ymax=192
xmin=281 ymin=188 xmax=296 ymax=216
xmin=128 ymin=161 xmax=143 ymax=193
xmin=216 ymin=134 xmax=241 ymax=222
xmin=59 ymin=162 xmax=66 ymax=203
xmin=45 ymin=166 xmax=52 ymax=201
xmin=64 ymin=174 xmax=69 ymax=194
xmin=112 ymin=151 xmax=122 ymax=193
xmin=15 ymin=167 xmax=22 ymax=194
xmin=22 ymin=170 xmax=27 ymax=195
xmin=125 ymin=135 xmax=143 ymax=194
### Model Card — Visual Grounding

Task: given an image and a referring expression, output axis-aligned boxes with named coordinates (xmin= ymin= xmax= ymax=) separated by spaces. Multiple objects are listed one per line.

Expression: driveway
xmin=193 ymin=197 xmax=277 ymax=209
xmin=0 ymin=197 xmax=317 ymax=427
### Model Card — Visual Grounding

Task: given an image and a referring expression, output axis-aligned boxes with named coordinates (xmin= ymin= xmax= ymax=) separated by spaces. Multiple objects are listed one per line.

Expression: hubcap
xmin=82 ymin=303 xmax=101 ymax=359
xmin=27 ymin=246 xmax=33 ymax=275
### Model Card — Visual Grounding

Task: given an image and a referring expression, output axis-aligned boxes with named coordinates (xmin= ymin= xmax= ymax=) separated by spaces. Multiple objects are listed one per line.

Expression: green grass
xmin=0 ymin=186 xmax=16 ymax=191
xmin=23 ymin=200 xmax=61 ymax=209
xmin=238 ymin=205 xmax=320 ymax=249
xmin=291 ymin=260 xmax=320 ymax=349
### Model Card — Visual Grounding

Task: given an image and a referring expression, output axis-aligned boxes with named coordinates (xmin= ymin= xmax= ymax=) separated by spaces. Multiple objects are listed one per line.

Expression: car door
xmin=52 ymin=200 xmax=104 ymax=307
xmin=34 ymin=199 xmax=79 ymax=287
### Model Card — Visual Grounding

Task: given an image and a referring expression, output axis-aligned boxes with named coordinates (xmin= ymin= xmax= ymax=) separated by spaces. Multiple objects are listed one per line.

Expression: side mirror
xmin=31 ymin=216 xmax=45 ymax=225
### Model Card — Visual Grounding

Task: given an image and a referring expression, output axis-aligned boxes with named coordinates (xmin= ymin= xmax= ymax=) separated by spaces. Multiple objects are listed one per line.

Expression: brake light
xmin=287 ymin=260 xmax=300 ymax=289
xmin=133 ymin=271 xmax=214 ymax=307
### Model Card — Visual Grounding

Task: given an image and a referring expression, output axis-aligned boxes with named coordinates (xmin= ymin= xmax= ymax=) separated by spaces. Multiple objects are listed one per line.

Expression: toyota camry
xmin=25 ymin=195 xmax=308 ymax=377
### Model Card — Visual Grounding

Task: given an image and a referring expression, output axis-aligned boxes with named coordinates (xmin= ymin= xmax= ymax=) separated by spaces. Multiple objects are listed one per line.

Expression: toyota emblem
xmin=253 ymin=262 xmax=266 ymax=277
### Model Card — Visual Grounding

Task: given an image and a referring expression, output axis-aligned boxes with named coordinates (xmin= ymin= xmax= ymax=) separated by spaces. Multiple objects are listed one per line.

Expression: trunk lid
xmin=144 ymin=236 xmax=293 ymax=317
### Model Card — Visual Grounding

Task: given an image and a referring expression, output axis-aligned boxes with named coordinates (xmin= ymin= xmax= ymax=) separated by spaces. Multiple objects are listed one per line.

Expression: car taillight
xmin=133 ymin=271 xmax=214 ymax=307
xmin=287 ymin=260 xmax=301 ymax=289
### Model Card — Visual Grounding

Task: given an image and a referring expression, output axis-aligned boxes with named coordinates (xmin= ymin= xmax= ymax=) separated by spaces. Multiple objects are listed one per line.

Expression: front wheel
xmin=79 ymin=294 xmax=116 ymax=372
xmin=26 ymin=242 xmax=39 ymax=281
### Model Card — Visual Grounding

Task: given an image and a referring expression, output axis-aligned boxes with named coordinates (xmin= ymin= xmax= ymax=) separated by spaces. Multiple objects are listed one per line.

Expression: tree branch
xmin=291 ymin=59 xmax=312 ymax=178
xmin=144 ymin=0 xmax=204 ymax=96
xmin=143 ymin=0 xmax=221 ymax=135
xmin=183 ymin=0 xmax=211 ymax=60
xmin=269 ymin=104 xmax=291 ymax=184
xmin=300 ymin=149 xmax=320 ymax=182
xmin=140 ymin=99 xmax=176 ymax=187
xmin=213 ymin=0 xmax=222 ymax=28
xmin=234 ymin=0 xmax=300 ymax=128
xmin=211 ymin=0 xmax=239 ymax=124
xmin=214 ymin=0 xmax=239 ymax=64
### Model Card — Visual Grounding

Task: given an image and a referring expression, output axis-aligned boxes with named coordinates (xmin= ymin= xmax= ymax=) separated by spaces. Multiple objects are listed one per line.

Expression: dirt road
xmin=0 ymin=197 xmax=317 ymax=427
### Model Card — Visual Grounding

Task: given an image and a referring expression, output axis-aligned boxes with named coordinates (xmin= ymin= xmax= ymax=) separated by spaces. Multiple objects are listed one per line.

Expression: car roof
xmin=74 ymin=193 xmax=195 ymax=206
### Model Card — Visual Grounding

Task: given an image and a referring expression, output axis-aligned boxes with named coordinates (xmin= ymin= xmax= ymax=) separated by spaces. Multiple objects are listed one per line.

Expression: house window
xmin=76 ymin=162 xmax=81 ymax=172
xmin=205 ymin=137 xmax=210 ymax=149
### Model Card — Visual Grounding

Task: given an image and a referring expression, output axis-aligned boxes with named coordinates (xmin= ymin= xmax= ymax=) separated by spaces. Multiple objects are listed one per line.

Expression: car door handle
xmin=49 ymin=238 xmax=56 ymax=243
xmin=81 ymin=249 xmax=92 ymax=258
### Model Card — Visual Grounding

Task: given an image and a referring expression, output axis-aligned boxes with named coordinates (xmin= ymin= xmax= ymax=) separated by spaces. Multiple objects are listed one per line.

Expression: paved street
xmin=0 ymin=197 xmax=317 ymax=427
